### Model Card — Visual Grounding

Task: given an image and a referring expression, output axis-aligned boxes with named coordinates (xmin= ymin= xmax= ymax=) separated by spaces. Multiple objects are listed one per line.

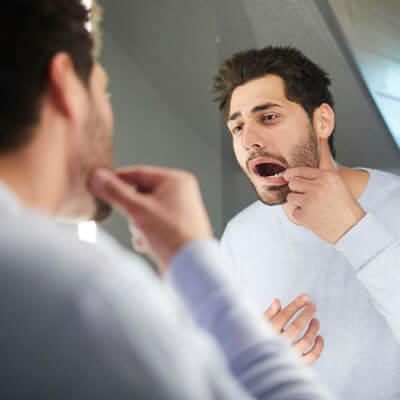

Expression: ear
xmin=312 ymin=103 xmax=335 ymax=141
xmin=47 ymin=52 xmax=89 ymax=122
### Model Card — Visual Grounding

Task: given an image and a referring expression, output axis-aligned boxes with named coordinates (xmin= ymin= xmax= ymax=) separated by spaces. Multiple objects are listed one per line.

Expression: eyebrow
xmin=228 ymin=102 xmax=283 ymax=121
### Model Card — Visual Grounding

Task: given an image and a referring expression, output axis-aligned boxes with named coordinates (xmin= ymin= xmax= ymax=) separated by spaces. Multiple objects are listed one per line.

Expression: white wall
xmin=329 ymin=0 xmax=400 ymax=149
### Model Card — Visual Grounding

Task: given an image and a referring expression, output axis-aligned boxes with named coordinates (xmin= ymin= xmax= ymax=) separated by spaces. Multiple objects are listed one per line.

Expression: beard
xmin=58 ymin=98 xmax=114 ymax=223
xmin=245 ymin=126 xmax=319 ymax=206
xmin=84 ymin=104 xmax=114 ymax=223
xmin=91 ymin=197 xmax=112 ymax=222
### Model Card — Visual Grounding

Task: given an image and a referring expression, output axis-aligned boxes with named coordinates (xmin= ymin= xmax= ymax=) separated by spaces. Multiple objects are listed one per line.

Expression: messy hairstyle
xmin=212 ymin=46 xmax=336 ymax=158
xmin=0 ymin=0 xmax=103 ymax=153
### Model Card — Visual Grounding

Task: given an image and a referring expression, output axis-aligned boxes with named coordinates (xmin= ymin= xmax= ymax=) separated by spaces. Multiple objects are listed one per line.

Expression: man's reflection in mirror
xmin=213 ymin=46 xmax=400 ymax=399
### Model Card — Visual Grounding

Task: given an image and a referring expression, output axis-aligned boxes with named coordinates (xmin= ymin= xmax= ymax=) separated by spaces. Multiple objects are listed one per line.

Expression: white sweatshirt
xmin=221 ymin=168 xmax=400 ymax=400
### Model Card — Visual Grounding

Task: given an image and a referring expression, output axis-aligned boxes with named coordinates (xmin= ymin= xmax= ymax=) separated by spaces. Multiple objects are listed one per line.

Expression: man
xmin=0 ymin=2 xmax=333 ymax=399
xmin=213 ymin=46 xmax=400 ymax=399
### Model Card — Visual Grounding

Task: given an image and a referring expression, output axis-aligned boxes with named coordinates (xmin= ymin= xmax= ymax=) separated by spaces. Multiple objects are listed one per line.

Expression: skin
xmin=227 ymin=75 xmax=321 ymax=206
xmin=0 ymin=50 xmax=213 ymax=272
xmin=227 ymin=74 xmax=369 ymax=365
xmin=0 ymin=53 xmax=114 ymax=222
xmin=91 ymin=166 xmax=213 ymax=272
xmin=264 ymin=296 xmax=324 ymax=366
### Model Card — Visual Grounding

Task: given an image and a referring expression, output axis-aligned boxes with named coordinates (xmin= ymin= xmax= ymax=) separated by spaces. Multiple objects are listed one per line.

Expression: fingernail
xmin=301 ymin=294 xmax=309 ymax=302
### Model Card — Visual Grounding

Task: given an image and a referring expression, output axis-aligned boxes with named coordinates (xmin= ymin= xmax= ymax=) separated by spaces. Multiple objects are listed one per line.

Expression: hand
xmin=90 ymin=166 xmax=213 ymax=273
xmin=282 ymin=139 xmax=366 ymax=244
xmin=264 ymin=294 xmax=324 ymax=366
xmin=128 ymin=223 xmax=151 ymax=254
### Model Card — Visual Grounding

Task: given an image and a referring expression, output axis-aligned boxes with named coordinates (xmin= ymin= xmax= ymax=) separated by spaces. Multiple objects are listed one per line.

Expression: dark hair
xmin=0 ymin=0 xmax=101 ymax=153
xmin=212 ymin=46 xmax=336 ymax=158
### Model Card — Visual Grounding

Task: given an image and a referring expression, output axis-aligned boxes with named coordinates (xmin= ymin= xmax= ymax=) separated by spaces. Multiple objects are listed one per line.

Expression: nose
xmin=241 ymin=122 xmax=265 ymax=151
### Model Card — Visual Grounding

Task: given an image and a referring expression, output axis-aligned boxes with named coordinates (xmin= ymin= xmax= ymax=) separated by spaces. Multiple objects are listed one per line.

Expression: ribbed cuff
xmin=335 ymin=213 xmax=396 ymax=271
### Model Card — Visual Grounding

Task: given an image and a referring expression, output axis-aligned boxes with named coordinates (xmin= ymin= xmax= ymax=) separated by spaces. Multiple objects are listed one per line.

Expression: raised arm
xmin=90 ymin=165 xmax=333 ymax=399
xmin=335 ymin=213 xmax=400 ymax=342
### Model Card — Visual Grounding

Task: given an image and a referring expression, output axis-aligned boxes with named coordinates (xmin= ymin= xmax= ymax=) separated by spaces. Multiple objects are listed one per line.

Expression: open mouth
xmin=249 ymin=158 xmax=287 ymax=179
xmin=255 ymin=163 xmax=286 ymax=178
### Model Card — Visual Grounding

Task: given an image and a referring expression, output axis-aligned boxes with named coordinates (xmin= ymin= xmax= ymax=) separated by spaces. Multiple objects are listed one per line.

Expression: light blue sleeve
xmin=335 ymin=213 xmax=400 ymax=342
xmin=169 ymin=239 xmax=333 ymax=400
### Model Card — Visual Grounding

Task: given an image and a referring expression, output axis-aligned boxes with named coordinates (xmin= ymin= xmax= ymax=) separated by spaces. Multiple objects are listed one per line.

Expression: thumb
xmin=319 ymin=139 xmax=335 ymax=171
xmin=90 ymin=168 xmax=148 ymax=217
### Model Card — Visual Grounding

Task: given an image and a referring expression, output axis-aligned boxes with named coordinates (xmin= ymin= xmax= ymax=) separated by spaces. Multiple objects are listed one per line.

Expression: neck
xmin=336 ymin=164 xmax=369 ymax=199
xmin=282 ymin=163 xmax=369 ymax=224
xmin=0 ymin=127 xmax=67 ymax=215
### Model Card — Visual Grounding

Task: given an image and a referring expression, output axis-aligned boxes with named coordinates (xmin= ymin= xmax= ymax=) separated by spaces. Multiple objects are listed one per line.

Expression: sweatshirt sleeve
xmin=168 ymin=239 xmax=333 ymax=400
xmin=335 ymin=213 xmax=400 ymax=342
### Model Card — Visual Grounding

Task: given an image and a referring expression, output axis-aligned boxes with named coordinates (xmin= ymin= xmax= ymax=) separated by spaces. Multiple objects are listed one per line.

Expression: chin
xmin=256 ymin=184 xmax=290 ymax=206
xmin=92 ymin=199 xmax=113 ymax=222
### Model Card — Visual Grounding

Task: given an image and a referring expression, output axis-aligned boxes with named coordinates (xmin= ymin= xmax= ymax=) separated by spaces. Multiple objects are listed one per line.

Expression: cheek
xmin=275 ymin=124 xmax=307 ymax=156
xmin=102 ymin=98 xmax=114 ymax=135
xmin=232 ymin=139 xmax=246 ymax=167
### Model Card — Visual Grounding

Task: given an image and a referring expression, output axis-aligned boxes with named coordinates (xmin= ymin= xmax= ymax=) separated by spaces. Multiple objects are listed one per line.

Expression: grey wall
xmin=98 ymin=1 xmax=223 ymax=247
xmin=96 ymin=0 xmax=400 ymax=245
xmin=215 ymin=0 xmax=400 ymax=223
xmin=329 ymin=0 xmax=400 ymax=173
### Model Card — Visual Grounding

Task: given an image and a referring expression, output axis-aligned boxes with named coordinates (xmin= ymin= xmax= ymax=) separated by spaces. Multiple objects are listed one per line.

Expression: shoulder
xmin=0 ymin=209 xmax=154 ymax=307
xmin=0 ymin=212 xmax=193 ymax=399
xmin=360 ymin=168 xmax=400 ymax=234
xmin=364 ymin=168 xmax=400 ymax=207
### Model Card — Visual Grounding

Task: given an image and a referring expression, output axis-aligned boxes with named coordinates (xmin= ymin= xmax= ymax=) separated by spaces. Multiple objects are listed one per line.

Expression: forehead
xmin=229 ymin=74 xmax=288 ymax=115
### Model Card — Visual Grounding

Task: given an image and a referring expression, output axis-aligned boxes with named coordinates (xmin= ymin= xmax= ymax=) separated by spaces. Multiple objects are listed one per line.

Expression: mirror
xmin=98 ymin=2 xmax=400 ymax=398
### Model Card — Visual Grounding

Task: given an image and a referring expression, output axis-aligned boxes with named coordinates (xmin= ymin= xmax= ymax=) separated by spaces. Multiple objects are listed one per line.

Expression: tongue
xmin=257 ymin=163 xmax=285 ymax=177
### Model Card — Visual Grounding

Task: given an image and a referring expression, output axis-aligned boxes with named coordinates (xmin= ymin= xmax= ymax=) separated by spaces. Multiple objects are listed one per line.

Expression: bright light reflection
xmin=77 ymin=0 xmax=95 ymax=243
xmin=82 ymin=0 xmax=92 ymax=31
xmin=78 ymin=221 xmax=97 ymax=244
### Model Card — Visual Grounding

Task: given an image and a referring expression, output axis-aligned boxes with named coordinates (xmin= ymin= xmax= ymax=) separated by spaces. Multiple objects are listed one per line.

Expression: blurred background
xmin=80 ymin=0 xmax=400 ymax=249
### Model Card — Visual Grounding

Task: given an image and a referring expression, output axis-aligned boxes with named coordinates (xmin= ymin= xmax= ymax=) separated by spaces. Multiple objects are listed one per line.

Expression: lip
xmin=255 ymin=175 xmax=288 ymax=185
xmin=248 ymin=157 xmax=288 ymax=186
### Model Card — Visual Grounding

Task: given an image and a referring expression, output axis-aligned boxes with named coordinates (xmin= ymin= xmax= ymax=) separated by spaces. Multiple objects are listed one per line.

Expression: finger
xmin=91 ymin=168 xmax=148 ymax=216
xmin=286 ymin=192 xmax=305 ymax=208
xmin=288 ymin=177 xmax=314 ymax=194
xmin=115 ymin=166 xmax=172 ymax=193
xmin=129 ymin=224 xmax=150 ymax=253
xmin=133 ymin=237 xmax=151 ymax=254
xmin=319 ymin=138 xmax=335 ymax=171
xmin=264 ymin=299 xmax=281 ymax=321
xmin=302 ymin=335 xmax=324 ymax=366
xmin=282 ymin=303 xmax=316 ymax=343
xmin=293 ymin=318 xmax=320 ymax=354
xmin=291 ymin=206 xmax=305 ymax=222
xmin=271 ymin=294 xmax=309 ymax=332
xmin=283 ymin=167 xmax=320 ymax=181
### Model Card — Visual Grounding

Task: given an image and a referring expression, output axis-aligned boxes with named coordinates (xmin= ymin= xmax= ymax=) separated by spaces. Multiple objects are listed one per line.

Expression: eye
xmin=232 ymin=125 xmax=243 ymax=135
xmin=263 ymin=114 xmax=278 ymax=122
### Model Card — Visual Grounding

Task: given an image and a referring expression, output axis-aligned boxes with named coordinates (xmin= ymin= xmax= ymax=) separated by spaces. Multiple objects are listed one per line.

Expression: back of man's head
xmin=0 ymin=0 xmax=97 ymax=154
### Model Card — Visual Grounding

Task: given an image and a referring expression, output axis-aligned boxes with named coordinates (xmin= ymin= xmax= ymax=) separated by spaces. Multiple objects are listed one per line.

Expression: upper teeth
xmin=269 ymin=172 xmax=283 ymax=178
